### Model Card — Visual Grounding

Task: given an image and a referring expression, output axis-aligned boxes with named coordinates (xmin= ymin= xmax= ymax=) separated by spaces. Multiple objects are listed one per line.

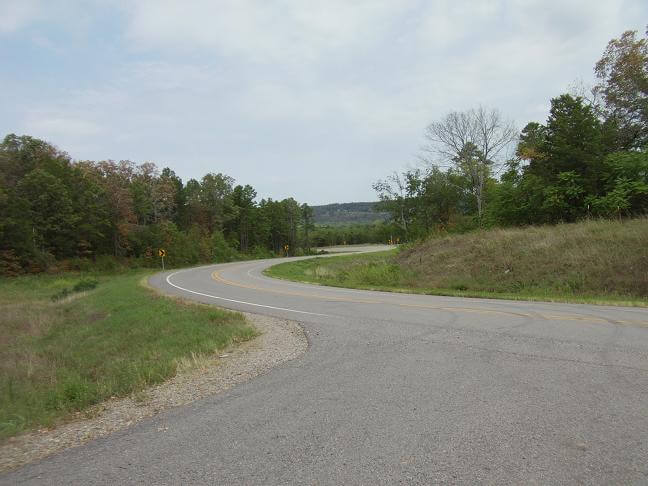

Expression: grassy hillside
xmin=0 ymin=271 xmax=256 ymax=439
xmin=311 ymin=202 xmax=389 ymax=225
xmin=266 ymin=218 xmax=648 ymax=305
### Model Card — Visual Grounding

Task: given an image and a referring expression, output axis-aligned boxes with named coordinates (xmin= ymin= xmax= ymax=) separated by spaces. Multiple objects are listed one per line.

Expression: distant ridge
xmin=311 ymin=202 xmax=390 ymax=225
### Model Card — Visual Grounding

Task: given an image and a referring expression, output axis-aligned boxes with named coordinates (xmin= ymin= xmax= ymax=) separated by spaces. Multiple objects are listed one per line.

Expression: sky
xmin=1 ymin=1 xmax=646 ymax=205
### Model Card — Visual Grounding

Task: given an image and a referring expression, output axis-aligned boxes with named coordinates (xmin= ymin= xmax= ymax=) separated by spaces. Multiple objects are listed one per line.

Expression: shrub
xmin=73 ymin=278 xmax=99 ymax=292
xmin=94 ymin=255 xmax=122 ymax=272
xmin=0 ymin=250 xmax=23 ymax=276
xmin=210 ymin=231 xmax=240 ymax=262
xmin=249 ymin=246 xmax=274 ymax=259
xmin=52 ymin=278 xmax=99 ymax=301
xmin=60 ymin=257 xmax=94 ymax=272
xmin=51 ymin=287 xmax=72 ymax=302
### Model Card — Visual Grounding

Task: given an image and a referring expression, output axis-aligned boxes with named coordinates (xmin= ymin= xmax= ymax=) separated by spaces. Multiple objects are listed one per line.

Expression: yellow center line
xmin=215 ymin=269 xmax=531 ymax=317
xmin=212 ymin=270 xmax=380 ymax=304
xmin=544 ymin=315 xmax=608 ymax=323
xmin=211 ymin=268 xmax=648 ymax=327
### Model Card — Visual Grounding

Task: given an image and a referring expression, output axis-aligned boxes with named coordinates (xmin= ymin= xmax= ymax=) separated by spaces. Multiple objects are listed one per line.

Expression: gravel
xmin=0 ymin=312 xmax=307 ymax=473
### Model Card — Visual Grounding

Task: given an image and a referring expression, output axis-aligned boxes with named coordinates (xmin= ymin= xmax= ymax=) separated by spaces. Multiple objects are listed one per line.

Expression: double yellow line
xmin=211 ymin=269 xmax=648 ymax=327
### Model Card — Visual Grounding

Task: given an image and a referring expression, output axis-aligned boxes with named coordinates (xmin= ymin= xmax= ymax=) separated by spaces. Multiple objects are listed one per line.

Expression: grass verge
xmin=0 ymin=270 xmax=257 ymax=440
xmin=266 ymin=218 xmax=648 ymax=307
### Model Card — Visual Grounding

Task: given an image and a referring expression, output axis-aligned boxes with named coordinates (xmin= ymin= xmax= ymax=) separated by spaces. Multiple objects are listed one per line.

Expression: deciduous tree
xmin=423 ymin=107 xmax=517 ymax=222
xmin=595 ymin=27 xmax=648 ymax=150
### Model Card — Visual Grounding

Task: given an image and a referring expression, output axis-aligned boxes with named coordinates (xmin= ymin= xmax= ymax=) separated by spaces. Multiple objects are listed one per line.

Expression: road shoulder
xmin=0 ymin=312 xmax=307 ymax=473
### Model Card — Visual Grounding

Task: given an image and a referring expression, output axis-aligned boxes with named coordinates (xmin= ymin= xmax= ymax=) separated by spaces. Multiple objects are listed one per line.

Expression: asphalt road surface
xmin=4 ymin=250 xmax=648 ymax=484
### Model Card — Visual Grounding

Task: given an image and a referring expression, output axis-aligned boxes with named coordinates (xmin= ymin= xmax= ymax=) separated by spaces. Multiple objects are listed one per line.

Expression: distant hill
xmin=311 ymin=202 xmax=390 ymax=225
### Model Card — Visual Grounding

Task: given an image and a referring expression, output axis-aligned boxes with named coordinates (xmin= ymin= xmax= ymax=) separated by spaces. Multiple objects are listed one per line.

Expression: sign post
xmin=158 ymin=248 xmax=167 ymax=270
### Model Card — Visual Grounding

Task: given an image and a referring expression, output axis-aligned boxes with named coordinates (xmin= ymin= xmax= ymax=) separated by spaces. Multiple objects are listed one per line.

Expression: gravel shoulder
xmin=0 ymin=311 xmax=307 ymax=473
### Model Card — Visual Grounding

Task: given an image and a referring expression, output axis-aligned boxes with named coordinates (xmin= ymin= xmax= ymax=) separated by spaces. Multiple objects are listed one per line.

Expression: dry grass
xmin=267 ymin=218 xmax=648 ymax=304
xmin=398 ymin=218 xmax=648 ymax=298
xmin=174 ymin=351 xmax=217 ymax=373
xmin=0 ymin=303 xmax=57 ymax=390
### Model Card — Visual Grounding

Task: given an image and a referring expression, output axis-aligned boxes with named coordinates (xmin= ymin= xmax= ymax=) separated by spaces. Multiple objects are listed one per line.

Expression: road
xmin=4 ymin=251 xmax=648 ymax=484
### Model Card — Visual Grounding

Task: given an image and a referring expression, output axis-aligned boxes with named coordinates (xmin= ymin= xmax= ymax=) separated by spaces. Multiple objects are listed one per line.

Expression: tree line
xmin=2 ymin=28 xmax=645 ymax=274
xmin=0 ymin=137 xmax=321 ymax=274
xmin=374 ymin=28 xmax=648 ymax=240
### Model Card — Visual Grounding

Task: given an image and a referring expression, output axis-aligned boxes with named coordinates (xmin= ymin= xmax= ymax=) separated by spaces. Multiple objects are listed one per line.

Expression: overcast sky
xmin=1 ymin=1 xmax=646 ymax=204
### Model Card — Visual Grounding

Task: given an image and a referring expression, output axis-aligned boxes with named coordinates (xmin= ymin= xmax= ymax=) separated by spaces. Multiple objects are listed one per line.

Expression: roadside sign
xmin=159 ymin=249 xmax=167 ymax=270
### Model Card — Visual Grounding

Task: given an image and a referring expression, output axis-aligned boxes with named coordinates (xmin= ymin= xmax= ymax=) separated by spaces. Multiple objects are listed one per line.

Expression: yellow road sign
xmin=158 ymin=249 xmax=167 ymax=257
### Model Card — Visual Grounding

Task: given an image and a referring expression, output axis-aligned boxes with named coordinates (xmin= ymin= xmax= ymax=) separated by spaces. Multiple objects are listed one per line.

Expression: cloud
xmin=0 ymin=0 xmax=42 ymax=33
xmin=122 ymin=0 xmax=405 ymax=64
xmin=23 ymin=114 xmax=103 ymax=153
xmin=3 ymin=0 xmax=647 ymax=203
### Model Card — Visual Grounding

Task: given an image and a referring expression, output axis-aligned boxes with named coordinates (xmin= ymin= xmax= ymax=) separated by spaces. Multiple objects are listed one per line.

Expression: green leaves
xmin=541 ymin=171 xmax=586 ymax=222
xmin=0 ymin=133 xmax=319 ymax=274
xmin=17 ymin=168 xmax=77 ymax=257
xmin=589 ymin=151 xmax=648 ymax=217
xmin=595 ymin=28 xmax=648 ymax=150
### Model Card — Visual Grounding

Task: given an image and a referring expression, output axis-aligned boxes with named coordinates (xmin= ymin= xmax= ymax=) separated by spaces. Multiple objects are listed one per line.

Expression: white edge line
xmin=165 ymin=270 xmax=331 ymax=318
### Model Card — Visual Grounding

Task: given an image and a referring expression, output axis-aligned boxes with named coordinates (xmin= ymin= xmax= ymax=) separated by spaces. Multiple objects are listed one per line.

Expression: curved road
xmin=4 ymin=253 xmax=648 ymax=484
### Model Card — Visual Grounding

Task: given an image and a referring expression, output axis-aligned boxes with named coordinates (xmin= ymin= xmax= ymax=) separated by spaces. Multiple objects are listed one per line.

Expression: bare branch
xmin=421 ymin=106 xmax=518 ymax=221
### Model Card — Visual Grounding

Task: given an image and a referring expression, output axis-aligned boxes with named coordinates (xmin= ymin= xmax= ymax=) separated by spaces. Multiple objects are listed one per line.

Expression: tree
xmin=541 ymin=171 xmax=586 ymax=223
xmin=541 ymin=94 xmax=604 ymax=196
xmin=199 ymin=173 xmax=235 ymax=233
xmin=94 ymin=160 xmax=137 ymax=256
xmin=0 ymin=133 xmax=330 ymax=272
xmin=160 ymin=167 xmax=185 ymax=227
xmin=130 ymin=162 xmax=157 ymax=225
xmin=17 ymin=169 xmax=77 ymax=257
xmin=301 ymin=203 xmax=314 ymax=251
xmin=516 ymin=122 xmax=547 ymax=163
xmin=373 ymin=172 xmax=410 ymax=238
xmin=423 ymin=107 xmax=517 ymax=222
xmin=0 ymin=134 xmax=75 ymax=265
xmin=0 ymin=177 xmax=33 ymax=267
xmin=229 ymin=184 xmax=257 ymax=252
xmin=71 ymin=164 xmax=111 ymax=257
xmin=451 ymin=142 xmax=489 ymax=218
xmin=152 ymin=172 xmax=179 ymax=223
xmin=499 ymin=95 xmax=605 ymax=224
xmin=418 ymin=167 xmax=464 ymax=228
xmin=590 ymin=151 xmax=648 ymax=217
xmin=594 ymin=27 xmax=648 ymax=150
xmin=183 ymin=178 xmax=205 ymax=228
xmin=282 ymin=198 xmax=301 ymax=255
xmin=0 ymin=134 xmax=65 ymax=187
xmin=403 ymin=167 xmax=462 ymax=235
xmin=488 ymin=163 xmax=546 ymax=226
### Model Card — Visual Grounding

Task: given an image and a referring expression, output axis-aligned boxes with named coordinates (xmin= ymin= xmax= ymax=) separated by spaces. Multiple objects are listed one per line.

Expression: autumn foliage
xmin=0 ymin=135 xmax=314 ymax=274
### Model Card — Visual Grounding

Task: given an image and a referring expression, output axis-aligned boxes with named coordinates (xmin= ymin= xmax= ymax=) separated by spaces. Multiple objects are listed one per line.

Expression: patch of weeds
xmin=51 ymin=287 xmax=73 ymax=302
xmin=133 ymin=389 xmax=152 ymax=405
xmin=175 ymin=351 xmax=212 ymax=373
xmin=51 ymin=278 xmax=99 ymax=302
xmin=314 ymin=265 xmax=336 ymax=278
xmin=73 ymin=278 xmax=98 ymax=292
xmin=564 ymin=273 xmax=587 ymax=293
xmin=0 ymin=413 xmax=25 ymax=439
xmin=449 ymin=281 xmax=469 ymax=291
